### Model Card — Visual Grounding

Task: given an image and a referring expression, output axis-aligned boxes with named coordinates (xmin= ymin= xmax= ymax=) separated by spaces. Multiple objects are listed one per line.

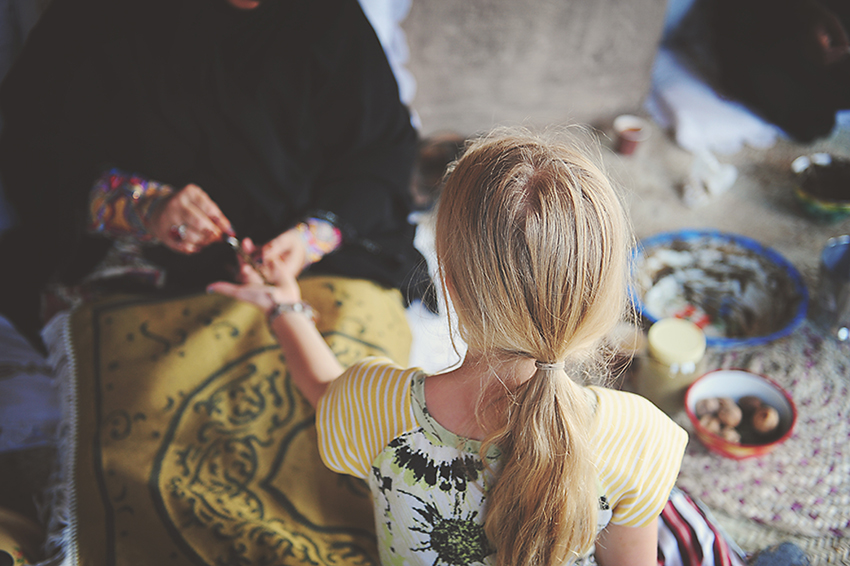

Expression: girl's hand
xmin=147 ymin=184 xmax=235 ymax=253
xmin=207 ymin=237 xmax=301 ymax=312
xmin=209 ymin=237 xmax=340 ymax=408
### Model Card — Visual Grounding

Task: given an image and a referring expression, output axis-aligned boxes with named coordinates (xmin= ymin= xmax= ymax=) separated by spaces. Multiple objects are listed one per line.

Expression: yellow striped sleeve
xmin=316 ymin=357 xmax=419 ymax=479
xmin=590 ymin=387 xmax=688 ymax=527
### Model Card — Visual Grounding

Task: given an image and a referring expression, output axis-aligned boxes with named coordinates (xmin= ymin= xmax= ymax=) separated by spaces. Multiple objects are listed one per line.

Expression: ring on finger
xmin=170 ymin=223 xmax=188 ymax=242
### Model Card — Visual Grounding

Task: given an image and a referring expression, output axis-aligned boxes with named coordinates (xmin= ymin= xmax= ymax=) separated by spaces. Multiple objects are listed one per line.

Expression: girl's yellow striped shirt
xmin=316 ymin=356 xmax=687 ymax=528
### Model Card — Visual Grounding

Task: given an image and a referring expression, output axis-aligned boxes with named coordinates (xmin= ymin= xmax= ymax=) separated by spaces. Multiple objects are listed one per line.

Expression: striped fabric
xmin=658 ymin=488 xmax=748 ymax=566
xmin=318 ymin=358 xmax=745 ymax=565
xmin=591 ymin=387 xmax=690 ymax=527
xmin=317 ymin=357 xmax=687 ymax=528
xmin=317 ymin=357 xmax=420 ymax=478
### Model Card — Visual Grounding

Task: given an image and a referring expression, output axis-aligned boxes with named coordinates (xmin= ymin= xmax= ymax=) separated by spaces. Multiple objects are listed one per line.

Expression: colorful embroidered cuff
xmin=296 ymin=217 xmax=343 ymax=266
xmin=88 ymin=169 xmax=174 ymax=242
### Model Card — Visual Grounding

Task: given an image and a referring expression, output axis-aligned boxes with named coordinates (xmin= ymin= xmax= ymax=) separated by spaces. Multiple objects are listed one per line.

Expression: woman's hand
xmin=207 ymin=238 xmax=301 ymax=313
xmin=147 ymin=184 xmax=234 ymax=253
xmin=257 ymin=227 xmax=310 ymax=280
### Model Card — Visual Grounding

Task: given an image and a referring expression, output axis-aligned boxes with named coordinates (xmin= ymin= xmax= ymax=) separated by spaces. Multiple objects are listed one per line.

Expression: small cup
xmin=813 ymin=235 xmax=850 ymax=341
xmin=613 ymin=115 xmax=650 ymax=156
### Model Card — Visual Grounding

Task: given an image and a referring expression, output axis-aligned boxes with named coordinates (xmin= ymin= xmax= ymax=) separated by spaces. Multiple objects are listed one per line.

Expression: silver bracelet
xmin=266 ymin=301 xmax=318 ymax=327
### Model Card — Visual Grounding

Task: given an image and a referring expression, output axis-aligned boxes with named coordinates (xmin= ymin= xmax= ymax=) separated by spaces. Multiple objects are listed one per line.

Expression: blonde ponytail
xmin=435 ymin=128 xmax=630 ymax=566
xmin=482 ymin=366 xmax=597 ymax=566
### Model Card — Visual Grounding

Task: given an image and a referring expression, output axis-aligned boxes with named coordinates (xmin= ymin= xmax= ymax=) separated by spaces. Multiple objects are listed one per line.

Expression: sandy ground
xmin=407 ymin=118 xmax=850 ymax=372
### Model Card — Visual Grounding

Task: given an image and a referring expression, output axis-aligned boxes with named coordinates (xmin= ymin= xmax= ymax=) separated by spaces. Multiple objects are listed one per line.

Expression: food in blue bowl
xmin=632 ymin=230 xmax=808 ymax=349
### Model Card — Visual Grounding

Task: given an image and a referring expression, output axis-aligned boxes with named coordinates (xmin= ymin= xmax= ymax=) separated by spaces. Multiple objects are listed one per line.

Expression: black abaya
xmin=0 ymin=0 xmax=425 ymax=345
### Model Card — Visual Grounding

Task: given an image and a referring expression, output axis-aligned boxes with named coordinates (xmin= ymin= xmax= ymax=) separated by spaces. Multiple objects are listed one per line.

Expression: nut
xmin=695 ymin=397 xmax=721 ymax=419
xmin=699 ymin=414 xmax=722 ymax=435
xmin=717 ymin=397 xmax=742 ymax=427
xmin=752 ymin=405 xmax=780 ymax=434
xmin=720 ymin=426 xmax=741 ymax=443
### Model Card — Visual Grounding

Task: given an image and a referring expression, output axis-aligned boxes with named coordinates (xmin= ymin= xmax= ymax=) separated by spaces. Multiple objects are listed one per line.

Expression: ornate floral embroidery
xmin=88 ymin=169 xmax=174 ymax=242
xmin=297 ymin=217 xmax=343 ymax=266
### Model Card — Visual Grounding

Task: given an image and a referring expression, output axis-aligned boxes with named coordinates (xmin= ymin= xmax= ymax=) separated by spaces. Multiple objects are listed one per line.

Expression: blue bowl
xmin=632 ymin=230 xmax=809 ymax=350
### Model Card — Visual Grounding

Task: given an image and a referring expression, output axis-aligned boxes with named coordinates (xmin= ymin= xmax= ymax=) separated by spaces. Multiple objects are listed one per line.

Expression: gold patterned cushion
xmin=54 ymin=276 xmax=410 ymax=566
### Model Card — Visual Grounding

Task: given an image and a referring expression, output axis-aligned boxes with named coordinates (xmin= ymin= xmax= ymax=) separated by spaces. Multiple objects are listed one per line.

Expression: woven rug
xmin=41 ymin=276 xmax=410 ymax=566
xmin=710 ymin=507 xmax=850 ymax=566
xmin=673 ymin=319 xmax=849 ymax=561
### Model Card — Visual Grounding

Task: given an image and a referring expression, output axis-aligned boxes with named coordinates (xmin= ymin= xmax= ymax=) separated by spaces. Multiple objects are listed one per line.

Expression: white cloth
xmin=358 ymin=0 xmax=416 ymax=106
xmin=646 ymin=48 xmax=781 ymax=155
xmin=0 ymin=315 xmax=59 ymax=452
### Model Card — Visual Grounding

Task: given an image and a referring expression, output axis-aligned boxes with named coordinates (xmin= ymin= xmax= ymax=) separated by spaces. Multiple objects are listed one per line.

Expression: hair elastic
xmin=534 ymin=360 xmax=565 ymax=370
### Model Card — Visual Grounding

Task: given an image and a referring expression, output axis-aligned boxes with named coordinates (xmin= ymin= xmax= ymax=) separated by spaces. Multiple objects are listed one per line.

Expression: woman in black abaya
xmin=0 ymin=0 xmax=425 ymax=348
xmin=0 ymin=1 xmax=426 ymax=563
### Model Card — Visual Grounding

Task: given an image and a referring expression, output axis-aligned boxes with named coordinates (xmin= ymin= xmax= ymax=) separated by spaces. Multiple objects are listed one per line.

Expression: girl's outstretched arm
xmin=594 ymin=518 xmax=658 ymax=566
xmin=207 ymin=238 xmax=342 ymax=407
xmin=264 ymin=304 xmax=342 ymax=406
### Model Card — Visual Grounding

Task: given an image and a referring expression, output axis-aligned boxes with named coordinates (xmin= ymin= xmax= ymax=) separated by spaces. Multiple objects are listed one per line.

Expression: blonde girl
xmin=210 ymin=129 xmax=687 ymax=566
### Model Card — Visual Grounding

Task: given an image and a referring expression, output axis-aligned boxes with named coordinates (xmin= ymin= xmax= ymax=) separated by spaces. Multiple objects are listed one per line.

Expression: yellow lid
xmin=646 ymin=318 xmax=706 ymax=366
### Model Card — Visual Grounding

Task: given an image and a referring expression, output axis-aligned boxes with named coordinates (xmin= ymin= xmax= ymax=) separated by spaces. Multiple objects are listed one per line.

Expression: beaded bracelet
xmin=266 ymin=301 xmax=318 ymax=327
